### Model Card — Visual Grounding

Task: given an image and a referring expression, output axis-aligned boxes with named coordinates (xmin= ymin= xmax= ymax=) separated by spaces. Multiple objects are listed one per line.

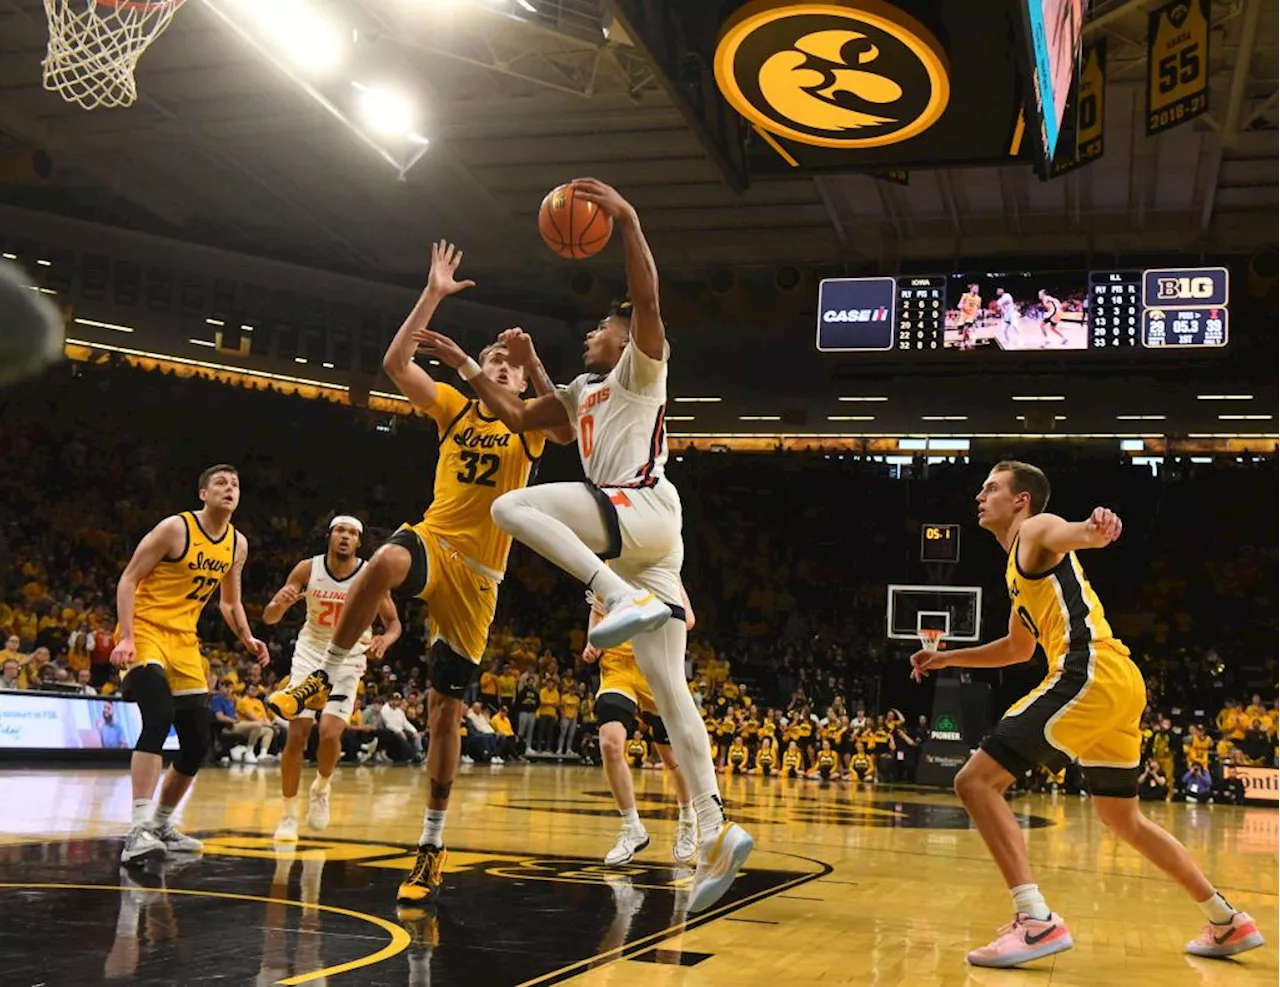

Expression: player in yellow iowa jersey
xmin=910 ymin=460 xmax=1263 ymax=968
xmin=584 ymin=586 xmax=696 ymax=866
xmin=267 ymin=241 xmax=572 ymax=910
xmin=111 ymin=465 xmax=270 ymax=867
xmin=956 ymin=283 xmax=982 ymax=349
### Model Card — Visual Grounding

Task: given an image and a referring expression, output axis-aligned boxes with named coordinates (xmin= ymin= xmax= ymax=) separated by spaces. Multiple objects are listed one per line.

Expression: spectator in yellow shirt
xmin=557 ymin=685 xmax=582 ymax=756
xmin=534 ymin=679 xmax=560 ymax=754
xmin=496 ymin=664 xmax=518 ymax=709
xmin=478 ymin=662 xmax=499 ymax=711
xmin=235 ymin=684 xmax=277 ymax=762
xmin=1 ymin=635 xmax=22 ymax=667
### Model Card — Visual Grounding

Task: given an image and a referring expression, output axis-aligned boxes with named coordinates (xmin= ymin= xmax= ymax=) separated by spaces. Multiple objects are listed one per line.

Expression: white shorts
xmin=593 ymin=477 xmax=684 ymax=609
xmin=288 ymin=642 xmax=366 ymax=721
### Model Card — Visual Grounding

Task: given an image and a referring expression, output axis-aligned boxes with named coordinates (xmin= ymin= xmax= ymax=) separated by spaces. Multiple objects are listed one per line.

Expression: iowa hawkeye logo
xmin=714 ymin=0 xmax=950 ymax=150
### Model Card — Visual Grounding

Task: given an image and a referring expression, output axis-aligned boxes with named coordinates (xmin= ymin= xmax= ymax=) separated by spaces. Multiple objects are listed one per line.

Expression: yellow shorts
xmin=985 ymin=645 xmax=1146 ymax=796
xmin=597 ymin=644 xmax=655 ymax=713
xmin=123 ymin=620 xmax=208 ymax=696
xmin=402 ymin=521 xmax=498 ymax=664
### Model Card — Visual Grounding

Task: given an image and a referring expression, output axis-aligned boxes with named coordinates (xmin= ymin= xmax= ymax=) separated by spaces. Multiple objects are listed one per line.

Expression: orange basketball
xmin=538 ymin=183 xmax=613 ymax=260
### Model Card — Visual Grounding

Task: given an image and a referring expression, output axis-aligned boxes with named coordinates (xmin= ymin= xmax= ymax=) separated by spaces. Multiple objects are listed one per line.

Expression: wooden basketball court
xmin=1 ymin=764 xmax=1274 ymax=986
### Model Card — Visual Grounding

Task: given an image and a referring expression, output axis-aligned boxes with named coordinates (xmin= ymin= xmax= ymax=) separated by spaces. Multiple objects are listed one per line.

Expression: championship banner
xmin=1050 ymin=38 xmax=1106 ymax=177
xmin=1147 ymin=0 xmax=1210 ymax=135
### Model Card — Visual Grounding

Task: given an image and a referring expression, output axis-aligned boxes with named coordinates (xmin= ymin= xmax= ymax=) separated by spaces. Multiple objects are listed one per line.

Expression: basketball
xmin=538 ymin=183 xmax=613 ymax=260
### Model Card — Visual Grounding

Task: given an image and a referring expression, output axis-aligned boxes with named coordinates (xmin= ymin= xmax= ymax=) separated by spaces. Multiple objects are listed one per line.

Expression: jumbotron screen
xmin=816 ymin=266 xmax=1229 ymax=353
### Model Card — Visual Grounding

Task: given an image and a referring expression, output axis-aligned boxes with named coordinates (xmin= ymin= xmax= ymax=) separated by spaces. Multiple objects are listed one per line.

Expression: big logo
xmin=714 ymin=0 xmax=950 ymax=149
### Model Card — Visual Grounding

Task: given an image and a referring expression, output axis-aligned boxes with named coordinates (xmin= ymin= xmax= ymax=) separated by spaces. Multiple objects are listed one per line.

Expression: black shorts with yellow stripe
xmin=981 ymin=645 xmax=1146 ymax=798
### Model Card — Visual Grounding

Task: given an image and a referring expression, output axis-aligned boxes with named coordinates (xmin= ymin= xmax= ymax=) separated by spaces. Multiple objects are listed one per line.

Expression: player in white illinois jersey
xmin=995 ymin=288 xmax=1019 ymax=348
xmin=414 ymin=177 xmax=752 ymax=915
xmin=262 ymin=516 xmax=400 ymax=841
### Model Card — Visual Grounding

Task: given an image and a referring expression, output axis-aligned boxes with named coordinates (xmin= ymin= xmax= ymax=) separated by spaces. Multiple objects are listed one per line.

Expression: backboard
xmin=887 ymin=584 xmax=982 ymax=643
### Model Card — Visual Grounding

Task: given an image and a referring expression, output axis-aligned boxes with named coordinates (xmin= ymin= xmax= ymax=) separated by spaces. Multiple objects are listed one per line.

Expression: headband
xmin=329 ymin=515 xmax=364 ymax=534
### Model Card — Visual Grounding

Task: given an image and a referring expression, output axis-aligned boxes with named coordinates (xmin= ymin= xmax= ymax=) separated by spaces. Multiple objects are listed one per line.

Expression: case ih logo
xmin=822 ymin=306 xmax=890 ymax=323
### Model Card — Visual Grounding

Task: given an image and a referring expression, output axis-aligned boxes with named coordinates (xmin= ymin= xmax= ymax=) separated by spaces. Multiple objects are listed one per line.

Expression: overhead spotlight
xmin=515 ymin=0 xmax=537 ymax=11
xmin=354 ymin=82 xmax=416 ymax=136
xmin=239 ymin=0 xmax=344 ymax=73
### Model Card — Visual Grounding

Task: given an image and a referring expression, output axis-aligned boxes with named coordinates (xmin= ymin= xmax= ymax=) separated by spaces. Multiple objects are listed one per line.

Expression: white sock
xmin=321 ymin=643 xmax=352 ymax=679
xmin=678 ymin=801 xmax=695 ymax=824
xmin=152 ymin=803 xmax=175 ymax=827
xmin=131 ymin=798 xmax=151 ymax=827
xmin=620 ymin=807 xmax=641 ymax=830
xmin=419 ymin=808 xmax=447 ymax=848
xmin=1011 ymin=883 xmax=1051 ymax=921
xmin=630 ymin=619 xmax=723 ymax=840
xmin=490 ymin=484 xmax=630 ymax=597
xmin=1199 ymin=891 xmax=1235 ymax=924
xmin=311 ymin=774 xmax=331 ymax=795
xmin=281 ymin=796 xmax=297 ymax=820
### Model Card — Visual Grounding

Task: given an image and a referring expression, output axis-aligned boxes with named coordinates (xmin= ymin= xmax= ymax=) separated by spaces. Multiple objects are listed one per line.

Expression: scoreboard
xmin=818 ymin=266 xmax=1230 ymax=352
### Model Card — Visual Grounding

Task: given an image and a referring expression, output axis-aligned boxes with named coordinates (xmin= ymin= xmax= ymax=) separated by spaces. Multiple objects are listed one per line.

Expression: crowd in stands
xmin=1 ymin=358 xmax=1276 ymax=787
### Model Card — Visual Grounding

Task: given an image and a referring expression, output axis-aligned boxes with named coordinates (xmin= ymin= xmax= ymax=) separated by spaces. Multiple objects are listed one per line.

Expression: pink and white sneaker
xmin=967 ymin=913 xmax=1074 ymax=968
xmin=1186 ymin=912 xmax=1265 ymax=958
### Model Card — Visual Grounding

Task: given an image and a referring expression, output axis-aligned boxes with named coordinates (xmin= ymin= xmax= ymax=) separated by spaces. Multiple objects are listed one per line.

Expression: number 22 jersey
xmin=132 ymin=511 xmax=235 ymax=637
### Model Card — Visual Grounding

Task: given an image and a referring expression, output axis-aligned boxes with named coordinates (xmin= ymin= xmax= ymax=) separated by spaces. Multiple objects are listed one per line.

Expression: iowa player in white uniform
xmin=910 ymin=461 xmax=1263 ymax=967
xmin=414 ymin=178 xmax=752 ymax=914
xmin=262 ymin=515 xmax=401 ymax=842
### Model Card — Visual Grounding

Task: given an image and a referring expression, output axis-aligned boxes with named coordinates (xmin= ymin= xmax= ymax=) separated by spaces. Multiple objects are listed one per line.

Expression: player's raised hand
xmin=247 ymin=636 xmax=270 ymax=666
xmin=908 ymin=648 xmax=949 ymax=683
xmin=570 ymin=178 xmax=634 ymax=221
xmin=109 ymin=636 xmax=135 ymax=668
xmin=497 ymin=328 xmax=536 ymax=368
xmin=413 ymin=329 xmax=469 ymax=369
xmin=1085 ymin=506 xmax=1123 ymax=546
xmin=426 ymin=240 xmax=476 ymax=298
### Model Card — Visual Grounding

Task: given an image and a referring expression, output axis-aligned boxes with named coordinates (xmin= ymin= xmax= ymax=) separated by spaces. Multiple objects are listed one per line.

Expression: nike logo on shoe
xmin=1023 ymin=925 xmax=1059 ymax=946
xmin=1212 ymin=926 xmax=1238 ymax=945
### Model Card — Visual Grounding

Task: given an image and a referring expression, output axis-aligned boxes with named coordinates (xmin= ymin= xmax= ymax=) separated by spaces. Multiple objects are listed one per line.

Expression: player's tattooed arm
xmin=262 ymin=558 xmax=312 ymax=625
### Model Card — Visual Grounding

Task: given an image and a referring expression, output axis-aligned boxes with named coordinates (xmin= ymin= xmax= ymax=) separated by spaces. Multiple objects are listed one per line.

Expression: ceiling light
xmin=838 ymin=396 xmax=888 ymax=402
xmin=36 ymin=259 xmax=51 ymax=267
xmin=665 ymin=415 xmax=695 ymax=421
xmin=322 ymin=362 xmax=335 ymax=369
xmin=515 ymin=0 xmax=537 ymax=11
xmin=1011 ymin=395 xmax=1065 ymax=402
xmin=354 ymin=82 xmax=416 ymax=135
xmin=673 ymin=397 xmax=722 ymax=403
xmin=241 ymin=324 xmax=255 ymax=332
xmin=1 ymin=252 xmax=15 ymax=260
xmin=207 ymin=318 xmax=225 ymax=326
xmin=827 ymin=415 xmax=875 ymax=421
xmin=74 ymin=317 xmax=134 ymax=333
xmin=1196 ymin=394 xmax=1252 ymax=400
xmin=1218 ymin=414 xmax=1273 ymax=420
xmin=921 ymin=415 xmax=968 ymax=421
xmin=1116 ymin=415 xmax=1166 ymax=420
xmin=295 ymin=357 xmax=308 ymax=364
xmin=189 ymin=338 xmax=216 ymax=348
xmin=1120 ymin=440 xmax=1145 ymax=451
xmin=739 ymin=415 xmax=781 ymax=421
xmin=1015 ymin=415 xmax=1068 ymax=421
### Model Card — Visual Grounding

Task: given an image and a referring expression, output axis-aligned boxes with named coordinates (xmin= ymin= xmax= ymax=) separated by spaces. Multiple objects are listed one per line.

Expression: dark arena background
xmin=0 ymin=0 xmax=1277 ymax=984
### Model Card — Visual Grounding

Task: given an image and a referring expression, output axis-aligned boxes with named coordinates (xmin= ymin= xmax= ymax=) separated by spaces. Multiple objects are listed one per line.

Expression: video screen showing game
xmin=943 ymin=271 xmax=1088 ymax=351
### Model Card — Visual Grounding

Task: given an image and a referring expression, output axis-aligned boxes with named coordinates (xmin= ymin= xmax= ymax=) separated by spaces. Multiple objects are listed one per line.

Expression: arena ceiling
xmin=0 ymin=0 xmax=1276 ymax=315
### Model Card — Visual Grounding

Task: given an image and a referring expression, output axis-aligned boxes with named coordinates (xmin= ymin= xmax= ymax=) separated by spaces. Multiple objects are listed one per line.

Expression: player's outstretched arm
xmin=262 ymin=559 xmax=311 ymax=625
xmin=909 ymin=606 xmax=1037 ymax=681
xmin=412 ymin=328 xmax=571 ymax=435
xmin=571 ymin=178 xmax=664 ymax=362
xmin=110 ymin=515 xmax=187 ymax=667
xmin=218 ymin=534 xmax=270 ymax=666
xmin=494 ymin=328 xmax=576 ymax=445
xmin=1022 ymin=508 xmax=1123 ymax=555
xmin=384 ymin=240 xmax=476 ymax=411
xmin=367 ymin=594 xmax=402 ymax=660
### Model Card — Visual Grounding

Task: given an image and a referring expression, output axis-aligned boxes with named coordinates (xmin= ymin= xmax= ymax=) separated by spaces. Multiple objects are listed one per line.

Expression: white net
xmin=42 ymin=0 xmax=185 ymax=111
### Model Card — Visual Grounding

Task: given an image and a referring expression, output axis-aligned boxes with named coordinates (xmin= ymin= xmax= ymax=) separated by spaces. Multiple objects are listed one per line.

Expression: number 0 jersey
xmin=133 ymin=511 xmax=236 ymax=636
xmin=296 ymin=555 xmax=372 ymax=657
xmin=420 ymin=383 xmax=545 ymax=580
xmin=1006 ymin=533 xmax=1130 ymax=676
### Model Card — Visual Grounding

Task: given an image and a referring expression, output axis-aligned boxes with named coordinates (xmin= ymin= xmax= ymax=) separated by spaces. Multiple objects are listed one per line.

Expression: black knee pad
xmin=171 ymin=698 xmax=210 ymax=776
xmin=427 ymin=640 xmax=479 ymax=700
xmin=384 ymin=529 xmax=428 ymax=601
xmin=595 ymin=693 xmax=638 ymax=736
xmin=122 ymin=664 xmax=174 ymax=755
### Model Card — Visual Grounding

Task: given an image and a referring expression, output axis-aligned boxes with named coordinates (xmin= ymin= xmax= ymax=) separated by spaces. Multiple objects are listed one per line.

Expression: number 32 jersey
xmin=296 ymin=555 xmax=372 ymax=657
xmin=420 ymin=383 xmax=545 ymax=579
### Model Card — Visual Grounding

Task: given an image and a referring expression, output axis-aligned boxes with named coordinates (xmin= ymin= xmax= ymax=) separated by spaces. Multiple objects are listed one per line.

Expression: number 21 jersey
xmin=296 ymin=555 xmax=372 ymax=658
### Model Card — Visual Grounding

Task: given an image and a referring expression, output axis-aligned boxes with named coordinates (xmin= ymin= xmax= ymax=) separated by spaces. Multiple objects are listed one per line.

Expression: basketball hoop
xmin=918 ymin=628 xmax=944 ymax=652
xmin=42 ymin=0 xmax=185 ymax=110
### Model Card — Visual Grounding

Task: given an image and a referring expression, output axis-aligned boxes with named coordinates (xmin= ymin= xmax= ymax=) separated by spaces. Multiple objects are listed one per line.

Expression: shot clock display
xmin=817 ymin=267 xmax=1229 ymax=353
xmin=921 ymin=524 xmax=961 ymax=564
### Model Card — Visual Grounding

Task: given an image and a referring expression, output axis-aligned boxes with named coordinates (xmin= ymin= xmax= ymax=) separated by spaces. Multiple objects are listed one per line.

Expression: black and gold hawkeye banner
xmin=1146 ymin=0 xmax=1210 ymax=136
xmin=1049 ymin=37 xmax=1106 ymax=178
